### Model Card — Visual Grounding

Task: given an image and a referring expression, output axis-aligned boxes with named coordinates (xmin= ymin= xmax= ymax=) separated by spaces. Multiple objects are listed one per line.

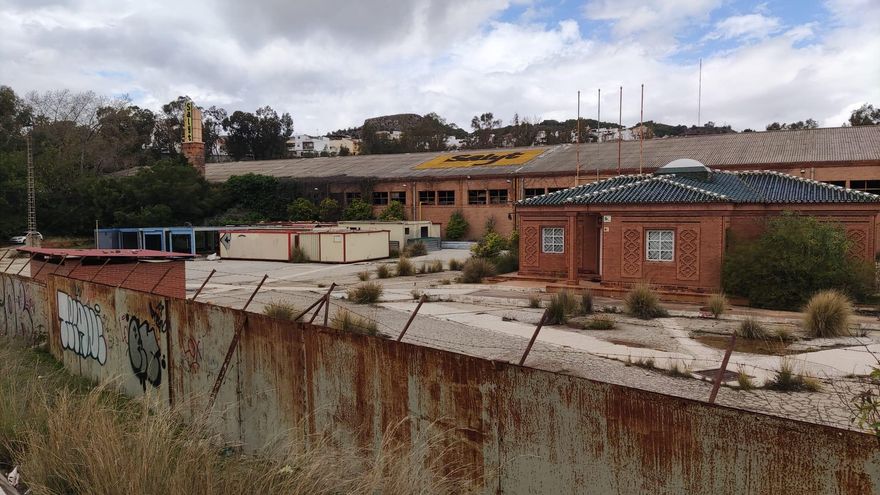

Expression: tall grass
xmin=376 ymin=264 xmax=392 ymax=279
xmin=624 ymin=283 xmax=668 ymax=319
xmin=396 ymin=257 xmax=415 ymax=277
xmin=736 ymin=317 xmax=768 ymax=340
xmin=448 ymin=259 xmax=464 ymax=271
xmin=347 ymin=282 xmax=383 ymax=304
xmin=546 ymin=291 xmax=579 ymax=325
xmin=263 ymin=300 xmax=298 ymax=321
xmin=459 ymin=258 xmax=496 ymax=283
xmin=332 ymin=308 xmax=379 ymax=336
xmin=707 ymin=293 xmax=728 ymax=318
xmin=802 ymin=289 xmax=853 ymax=338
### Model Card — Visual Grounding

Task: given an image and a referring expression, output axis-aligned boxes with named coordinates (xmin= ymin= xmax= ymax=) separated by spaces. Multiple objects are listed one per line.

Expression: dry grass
xmin=427 ymin=259 xmax=444 ymax=273
xmin=331 ymin=308 xmax=379 ymax=336
xmin=579 ymin=291 xmax=593 ymax=315
xmin=527 ymin=294 xmax=542 ymax=309
xmin=0 ymin=343 xmax=480 ymax=494
xmin=583 ymin=314 xmax=615 ymax=330
xmin=459 ymin=258 xmax=496 ymax=283
xmin=665 ymin=360 xmax=691 ymax=378
xmin=263 ymin=300 xmax=298 ymax=321
xmin=736 ymin=366 xmax=755 ymax=390
xmin=737 ymin=317 xmax=768 ymax=340
xmin=546 ymin=291 xmax=579 ymax=325
xmin=803 ymin=290 xmax=853 ymax=338
xmin=624 ymin=283 xmax=668 ymax=319
xmin=375 ymin=264 xmax=392 ymax=279
xmin=707 ymin=293 xmax=728 ymax=318
xmin=357 ymin=271 xmax=371 ymax=281
xmin=396 ymin=257 xmax=415 ymax=277
xmin=347 ymin=282 xmax=383 ymax=304
xmin=765 ymin=358 xmax=822 ymax=392
xmin=448 ymin=259 xmax=463 ymax=271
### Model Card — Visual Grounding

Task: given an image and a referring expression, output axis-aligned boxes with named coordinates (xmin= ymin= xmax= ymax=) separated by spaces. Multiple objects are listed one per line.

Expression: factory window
xmin=345 ymin=192 xmax=361 ymax=204
xmin=541 ymin=227 xmax=564 ymax=254
xmin=646 ymin=230 xmax=674 ymax=262
xmin=372 ymin=191 xmax=389 ymax=205
xmin=524 ymin=188 xmax=546 ymax=199
xmin=824 ymin=181 xmax=846 ymax=188
xmin=418 ymin=190 xmax=436 ymax=205
xmin=391 ymin=191 xmax=407 ymax=203
xmin=468 ymin=190 xmax=487 ymax=205
xmin=438 ymin=190 xmax=456 ymax=205
xmin=850 ymin=180 xmax=880 ymax=195
xmin=488 ymin=189 xmax=509 ymax=204
xmin=547 ymin=188 xmax=566 ymax=194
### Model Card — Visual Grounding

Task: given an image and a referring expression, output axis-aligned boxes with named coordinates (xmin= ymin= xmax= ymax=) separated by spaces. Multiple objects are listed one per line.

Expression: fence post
xmin=242 ymin=274 xmax=268 ymax=311
xmin=16 ymin=253 xmax=35 ymax=276
xmin=708 ymin=333 xmax=738 ymax=404
xmin=397 ymin=294 xmax=427 ymax=342
xmin=191 ymin=268 xmax=216 ymax=301
xmin=295 ymin=283 xmax=336 ymax=322
xmin=117 ymin=261 xmax=141 ymax=288
xmin=519 ymin=309 xmax=550 ymax=366
xmin=89 ymin=258 xmax=111 ymax=282
xmin=3 ymin=254 xmax=16 ymax=273
xmin=308 ymin=283 xmax=336 ymax=324
xmin=149 ymin=263 xmax=176 ymax=294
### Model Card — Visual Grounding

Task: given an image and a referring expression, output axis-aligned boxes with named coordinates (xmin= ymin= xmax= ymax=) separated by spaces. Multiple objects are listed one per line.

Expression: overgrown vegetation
xmin=331 ymin=309 xmax=379 ymax=336
xmin=291 ymin=246 xmax=310 ymax=263
xmin=378 ymin=200 xmax=405 ymax=221
xmin=357 ymin=271 xmax=371 ymax=281
xmin=583 ymin=314 xmax=615 ymax=330
xmin=459 ymin=258 xmax=496 ymax=283
xmin=375 ymin=264 xmax=392 ymax=279
xmin=404 ymin=240 xmax=427 ymax=257
xmin=396 ymin=257 xmax=415 ymax=276
xmin=448 ymin=259 xmax=463 ymax=271
xmin=737 ymin=317 xmax=768 ymax=340
xmin=624 ymin=284 xmax=668 ymax=319
xmin=528 ymin=294 xmax=542 ymax=309
xmin=444 ymin=211 xmax=469 ymax=241
xmin=546 ymin=291 xmax=579 ymax=325
xmin=470 ymin=230 xmax=519 ymax=275
xmin=263 ymin=300 xmax=298 ymax=321
xmin=765 ymin=358 xmax=822 ymax=392
xmin=802 ymin=290 xmax=853 ymax=338
xmin=707 ymin=293 xmax=727 ymax=318
xmin=722 ymin=213 xmax=876 ymax=310
xmin=347 ymin=282 xmax=383 ymax=304
xmin=580 ymin=291 xmax=593 ymax=315
xmin=736 ymin=367 xmax=755 ymax=390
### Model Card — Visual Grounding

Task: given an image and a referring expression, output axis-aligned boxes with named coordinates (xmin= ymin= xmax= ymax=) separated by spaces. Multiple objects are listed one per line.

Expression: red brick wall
xmin=519 ymin=214 xmax=573 ymax=278
xmin=30 ymin=259 xmax=186 ymax=299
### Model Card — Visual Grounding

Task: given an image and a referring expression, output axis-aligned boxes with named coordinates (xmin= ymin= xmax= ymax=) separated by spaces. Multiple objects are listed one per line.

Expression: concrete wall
xmin=3 ymin=270 xmax=880 ymax=494
xmin=0 ymin=273 xmax=49 ymax=343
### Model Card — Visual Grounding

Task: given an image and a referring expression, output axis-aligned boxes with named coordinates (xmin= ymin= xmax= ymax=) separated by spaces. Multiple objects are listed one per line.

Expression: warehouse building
xmin=204 ymin=126 xmax=880 ymax=240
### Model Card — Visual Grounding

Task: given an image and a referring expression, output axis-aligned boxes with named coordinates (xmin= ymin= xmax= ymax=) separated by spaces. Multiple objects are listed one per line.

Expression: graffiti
xmin=182 ymin=337 xmax=203 ymax=374
xmin=57 ymin=290 xmax=108 ymax=364
xmin=0 ymin=276 xmax=45 ymax=340
xmin=123 ymin=302 xmax=167 ymax=391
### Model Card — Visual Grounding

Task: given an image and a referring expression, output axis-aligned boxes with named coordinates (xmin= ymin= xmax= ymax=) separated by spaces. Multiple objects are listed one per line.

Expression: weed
xmin=396 ymin=257 xmax=415 ymax=277
xmin=528 ymin=294 xmax=542 ymax=309
xmin=579 ymin=291 xmax=593 ymax=315
xmin=357 ymin=271 xmax=371 ymax=282
xmin=737 ymin=317 xmax=768 ymax=340
xmin=633 ymin=357 xmax=656 ymax=370
xmin=765 ymin=358 xmax=821 ymax=392
xmin=774 ymin=327 xmax=796 ymax=342
xmin=263 ymin=300 xmax=298 ymax=321
xmin=736 ymin=366 xmax=755 ymax=390
xmin=331 ymin=308 xmax=379 ymax=336
xmin=428 ymin=259 xmax=444 ymax=273
xmin=584 ymin=314 xmax=615 ymax=330
xmin=492 ymin=252 xmax=519 ymax=274
xmin=707 ymin=293 xmax=728 ymax=318
xmin=448 ymin=259 xmax=464 ymax=271
xmin=459 ymin=258 xmax=496 ymax=283
xmin=404 ymin=240 xmax=427 ymax=257
xmin=666 ymin=360 xmax=691 ymax=378
xmin=291 ymin=246 xmax=310 ymax=263
xmin=417 ymin=263 xmax=428 ymax=274
xmin=546 ymin=291 xmax=579 ymax=325
xmin=376 ymin=264 xmax=392 ymax=279
xmin=801 ymin=374 xmax=823 ymax=392
xmin=440 ymin=279 xmax=452 ymax=285
xmin=803 ymin=289 xmax=853 ymax=338
xmin=624 ymin=283 xmax=668 ymax=319
xmin=347 ymin=282 xmax=383 ymax=304
xmin=411 ymin=289 xmax=423 ymax=300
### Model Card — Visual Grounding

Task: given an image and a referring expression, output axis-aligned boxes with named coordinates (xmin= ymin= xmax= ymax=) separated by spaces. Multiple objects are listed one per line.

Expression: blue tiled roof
xmin=518 ymin=170 xmax=880 ymax=206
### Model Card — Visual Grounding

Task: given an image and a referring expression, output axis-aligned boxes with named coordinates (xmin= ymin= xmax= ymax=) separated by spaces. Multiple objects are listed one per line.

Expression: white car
xmin=8 ymin=232 xmax=43 ymax=244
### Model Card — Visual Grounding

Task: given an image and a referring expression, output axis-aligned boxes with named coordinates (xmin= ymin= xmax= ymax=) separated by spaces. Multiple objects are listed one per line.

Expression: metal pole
xmin=639 ymin=83 xmax=644 ymax=175
xmin=575 ymin=90 xmax=580 ymax=187
xmin=149 ymin=263 xmax=176 ymax=294
xmin=708 ymin=332 xmax=737 ymax=404
xmin=207 ymin=315 xmax=248 ymax=410
xmin=117 ymin=261 xmax=141 ymax=288
xmin=89 ymin=258 xmax=111 ymax=282
xmin=0 ymin=250 xmax=9 ymax=269
xmin=397 ymin=294 xmax=427 ymax=342
xmin=191 ymin=268 xmax=216 ymax=301
xmin=3 ymin=254 xmax=16 ymax=273
xmin=16 ymin=253 xmax=35 ymax=276
xmin=242 ymin=274 xmax=268 ymax=312
xmin=31 ymin=255 xmax=49 ymax=281
xmin=308 ymin=283 xmax=337 ymax=324
xmin=617 ymin=86 xmax=622 ymax=176
xmin=596 ymin=88 xmax=601 ymax=181
xmin=323 ymin=291 xmax=331 ymax=327
xmin=519 ymin=308 xmax=550 ymax=366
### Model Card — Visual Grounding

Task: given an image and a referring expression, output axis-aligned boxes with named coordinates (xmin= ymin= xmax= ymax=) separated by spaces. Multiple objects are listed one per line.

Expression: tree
xmin=202 ymin=106 xmax=228 ymax=161
xmin=766 ymin=119 xmax=819 ymax=131
xmin=722 ymin=213 xmax=875 ymax=310
xmin=222 ymin=174 xmax=289 ymax=220
xmin=470 ymin=112 xmax=501 ymax=148
xmin=402 ymin=113 xmax=448 ymax=152
xmin=445 ymin=210 xmax=469 ymax=240
xmin=342 ymin=198 xmax=373 ymax=220
xmin=318 ymin=197 xmax=342 ymax=222
xmin=222 ymin=106 xmax=294 ymax=160
xmin=849 ymin=103 xmax=880 ymax=126
xmin=91 ymin=104 xmax=156 ymax=173
xmin=287 ymin=198 xmax=317 ymax=221
xmin=378 ymin=200 xmax=405 ymax=221
xmin=338 ymin=146 xmax=350 ymax=156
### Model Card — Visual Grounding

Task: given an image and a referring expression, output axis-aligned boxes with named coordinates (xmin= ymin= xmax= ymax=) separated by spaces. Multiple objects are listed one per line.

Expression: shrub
xmin=263 ymin=300 xmax=298 ymax=321
xmin=318 ymin=197 xmax=342 ymax=222
xmin=736 ymin=366 xmax=755 ymax=390
xmin=528 ymin=294 xmax=542 ymax=309
xmin=803 ymin=290 xmax=853 ymax=338
xmin=396 ymin=257 xmax=415 ymax=276
xmin=765 ymin=358 xmax=820 ymax=392
xmin=389 ymin=247 xmax=400 ymax=258
xmin=404 ymin=240 xmax=427 ymax=257
xmin=417 ymin=263 xmax=428 ymax=274
xmin=376 ymin=264 xmax=392 ymax=279
xmin=471 ymin=232 xmax=508 ymax=259
xmin=493 ymin=251 xmax=519 ymax=274
xmin=342 ymin=198 xmax=373 ymax=220
xmin=427 ymin=259 xmax=444 ymax=273
xmin=411 ymin=289 xmax=423 ymax=300
xmin=707 ymin=293 xmax=727 ymax=318
xmin=448 ymin=258 xmax=463 ymax=271
xmin=291 ymin=246 xmax=310 ymax=263
xmin=445 ymin=210 xmax=469 ymax=240
xmin=348 ymin=282 xmax=383 ymax=304
xmin=579 ymin=291 xmax=594 ymax=315
xmin=287 ymin=197 xmax=318 ymax=221
xmin=459 ymin=258 xmax=496 ymax=283
xmin=546 ymin=291 xmax=579 ymax=325
xmin=737 ymin=317 xmax=768 ymax=340
xmin=723 ymin=213 xmax=875 ymax=310
xmin=584 ymin=314 xmax=615 ymax=330
xmin=357 ymin=271 xmax=370 ymax=281
xmin=666 ymin=360 xmax=691 ymax=378
xmin=331 ymin=308 xmax=378 ymax=336
xmin=624 ymin=283 xmax=667 ymax=319
xmin=378 ymin=200 xmax=405 ymax=221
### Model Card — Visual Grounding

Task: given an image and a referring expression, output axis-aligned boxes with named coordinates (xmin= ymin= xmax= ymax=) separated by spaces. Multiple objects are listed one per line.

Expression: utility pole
xmin=575 ymin=90 xmax=581 ymax=187
xmin=617 ymin=86 xmax=622 ymax=176
xmin=596 ymin=88 xmax=601 ymax=180
xmin=25 ymin=127 xmax=39 ymax=247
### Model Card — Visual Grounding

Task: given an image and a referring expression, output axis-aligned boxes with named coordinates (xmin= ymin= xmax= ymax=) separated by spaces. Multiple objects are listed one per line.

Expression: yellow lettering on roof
xmin=414 ymin=149 xmax=545 ymax=169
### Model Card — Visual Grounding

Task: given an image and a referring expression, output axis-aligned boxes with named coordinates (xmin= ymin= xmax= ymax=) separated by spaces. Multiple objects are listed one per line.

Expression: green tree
xmin=222 ymin=106 xmax=294 ymax=160
xmin=849 ymin=103 xmax=880 ymax=126
xmin=338 ymin=146 xmax=351 ymax=156
xmin=722 ymin=213 xmax=875 ymax=310
xmin=445 ymin=210 xmax=469 ymax=240
xmin=287 ymin=198 xmax=317 ymax=221
xmin=470 ymin=112 xmax=501 ymax=148
xmin=318 ymin=197 xmax=342 ymax=222
xmin=342 ymin=198 xmax=373 ymax=220
xmin=222 ymin=174 xmax=282 ymax=219
xmin=378 ymin=200 xmax=405 ymax=221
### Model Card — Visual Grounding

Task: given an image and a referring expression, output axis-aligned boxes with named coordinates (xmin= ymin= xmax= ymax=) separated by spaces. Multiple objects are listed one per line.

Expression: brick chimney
xmin=182 ymin=141 xmax=206 ymax=175
xmin=182 ymin=101 xmax=206 ymax=175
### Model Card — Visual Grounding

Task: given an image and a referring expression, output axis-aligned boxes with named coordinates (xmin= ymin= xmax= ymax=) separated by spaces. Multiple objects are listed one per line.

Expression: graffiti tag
xmin=124 ymin=309 xmax=167 ymax=391
xmin=182 ymin=337 xmax=203 ymax=374
xmin=57 ymin=290 xmax=108 ymax=364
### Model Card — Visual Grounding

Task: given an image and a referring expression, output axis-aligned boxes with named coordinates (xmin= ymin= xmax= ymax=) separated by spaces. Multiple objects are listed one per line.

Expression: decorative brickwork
xmin=847 ymin=229 xmax=868 ymax=260
xmin=621 ymin=228 xmax=642 ymax=278
xmin=677 ymin=228 xmax=700 ymax=281
xmin=522 ymin=226 xmax=539 ymax=267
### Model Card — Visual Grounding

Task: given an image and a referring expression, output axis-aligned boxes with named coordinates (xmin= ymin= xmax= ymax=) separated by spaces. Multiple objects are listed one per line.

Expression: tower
xmin=181 ymin=100 xmax=206 ymax=175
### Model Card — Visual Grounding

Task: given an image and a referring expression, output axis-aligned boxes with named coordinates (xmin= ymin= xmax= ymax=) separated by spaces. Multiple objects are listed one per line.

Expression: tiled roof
xmin=204 ymin=126 xmax=880 ymax=183
xmin=518 ymin=170 xmax=880 ymax=206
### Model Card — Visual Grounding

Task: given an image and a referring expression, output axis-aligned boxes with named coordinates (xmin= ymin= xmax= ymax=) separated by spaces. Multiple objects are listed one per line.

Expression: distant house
xmin=287 ymin=134 xmax=360 ymax=157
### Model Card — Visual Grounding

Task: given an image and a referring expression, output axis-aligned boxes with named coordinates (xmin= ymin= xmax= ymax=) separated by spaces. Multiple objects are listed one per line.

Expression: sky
xmin=2 ymin=0 xmax=879 ymax=134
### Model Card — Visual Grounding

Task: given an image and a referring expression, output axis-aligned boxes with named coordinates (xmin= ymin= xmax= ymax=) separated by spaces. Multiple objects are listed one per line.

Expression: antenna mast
xmin=617 ymin=86 xmax=622 ymax=176
xmin=26 ymin=128 xmax=38 ymax=247
xmin=698 ymin=58 xmax=703 ymax=127
xmin=640 ymin=83 xmax=644 ymax=175
xmin=575 ymin=90 xmax=581 ymax=187
xmin=596 ymin=88 xmax=601 ymax=180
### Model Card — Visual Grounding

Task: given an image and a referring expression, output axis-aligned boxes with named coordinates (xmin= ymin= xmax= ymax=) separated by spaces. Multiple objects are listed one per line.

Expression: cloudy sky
xmin=2 ymin=0 xmax=878 ymax=133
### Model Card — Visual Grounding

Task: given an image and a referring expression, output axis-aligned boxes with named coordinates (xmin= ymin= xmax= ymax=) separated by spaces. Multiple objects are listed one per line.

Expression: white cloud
xmin=707 ymin=13 xmax=782 ymax=41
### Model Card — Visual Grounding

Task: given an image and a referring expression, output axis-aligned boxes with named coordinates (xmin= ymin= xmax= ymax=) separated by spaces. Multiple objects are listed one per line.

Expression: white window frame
xmin=646 ymin=230 xmax=674 ymax=262
xmin=542 ymin=227 xmax=565 ymax=254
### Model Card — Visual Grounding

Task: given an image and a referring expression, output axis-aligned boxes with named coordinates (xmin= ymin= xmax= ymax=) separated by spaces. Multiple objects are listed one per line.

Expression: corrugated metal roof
xmin=17 ymin=247 xmax=194 ymax=259
xmin=204 ymin=126 xmax=880 ymax=183
xmin=518 ymin=170 xmax=880 ymax=206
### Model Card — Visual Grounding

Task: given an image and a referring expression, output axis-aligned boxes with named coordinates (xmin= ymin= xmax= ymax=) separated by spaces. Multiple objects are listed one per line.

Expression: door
xmin=579 ymin=214 xmax=601 ymax=275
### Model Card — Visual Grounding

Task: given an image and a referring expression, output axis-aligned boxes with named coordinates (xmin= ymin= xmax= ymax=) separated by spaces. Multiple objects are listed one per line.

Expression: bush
xmin=427 ymin=259 xmax=444 ymax=273
xmin=707 ymin=293 xmax=727 ymax=318
xmin=546 ymin=291 xmax=579 ymax=325
xmin=765 ymin=358 xmax=821 ymax=392
xmin=737 ymin=317 xmax=768 ymax=340
xmin=318 ymin=197 xmax=342 ymax=222
xmin=404 ymin=240 xmax=427 ymax=257
xmin=736 ymin=366 xmax=755 ymax=390
xmin=579 ymin=291 xmax=593 ymax=315
xmin=291 ymin=246 xmax=309 ymax=263
xmin=376 ymin=264 xmax=392 ymax=279
xmin=493 ymin=251 xmax=519 ymax=274
xmin=411 ymin=289 xmax=423 ymax=300
xmin=584 ymin=314 xmax=615 ymax=330
xmin=803 ymin=290 xmax=853 ymax=338
xmin=471 ymin=232 xmax=508 ymax=259
xmin=357 ymin=271 xmax=370 ymax=281
xmin=723 ymin=213 xmax=876 ymax=310
xmin=348 ymin=282 xmax=383 ymax=303
xmin=459 ymin=257 xmax=496 ymax=283
xmin=528 ymin=294 xmax=542 ymax=308
xmin=378 ymin=200 xmax=405 ymax=221
xmin=287 ymin=197 xmax=318 ymax=221
xmin=445 ymin=210 xmax=469 ymax=240
xmin=624 ymin=284 xmax=668 ymax=319
xmin=396 ymin=257 xmax=415 ymax=276
xmin=263 ymin=300 xmax=298 ymax=321
xmin=331 ymin=308 xmax=378 ymax=336
xmin=342 ymin=198 xmax=374 ymax=220
xmin=448 ymin=258 xmax=463 ymax=271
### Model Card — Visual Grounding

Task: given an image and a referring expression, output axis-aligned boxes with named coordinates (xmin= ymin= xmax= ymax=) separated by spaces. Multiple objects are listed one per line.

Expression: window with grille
xmin=646 ymin=230 xmax=674 ymax=261
xmin=468 ymin=190 xmax=487 ymax=205
xmin=418 ymin=191 xmax=436 ymax=205
xmin=488 ymin=189 xmax=508 ymax=204
xmin=390 ymin=191 xmax=406 ymax=203
xmin=542 ymin=227 xmax=564 ymax=253
xmin=372 ymin=191 xmax=389 ymax=205
xmin=438 ymin=190 xmax=455 ymax=205
xmin=524 ymin=188 xmax=546 ymax=199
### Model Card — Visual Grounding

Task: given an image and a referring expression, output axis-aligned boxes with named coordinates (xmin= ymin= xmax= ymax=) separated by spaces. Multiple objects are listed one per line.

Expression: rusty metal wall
xmin=0 ymin=273 xmax=49 ymax=343
xmin=4 ymin=271 xmax=880 ymax=494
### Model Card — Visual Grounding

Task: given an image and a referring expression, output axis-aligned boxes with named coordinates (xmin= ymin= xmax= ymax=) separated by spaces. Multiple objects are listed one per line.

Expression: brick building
xmin=516 ymin=159 xmax=880 ymax=293
xmin=20 ymin=248 xmax=192 ymax=299
xmin=204 ymin=126 xmax=880 ymax=240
